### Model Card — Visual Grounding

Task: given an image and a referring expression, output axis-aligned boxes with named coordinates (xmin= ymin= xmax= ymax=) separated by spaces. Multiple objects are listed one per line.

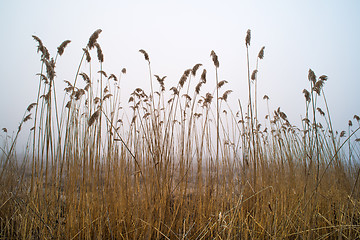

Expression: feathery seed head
xmin=88 ymin=29 xmax=102 ymax=50
xmin=258 ymin=46 xmax=265 ymax=59
xmin=308 ymin=69 xmax=316 ymax=84
xmin=217 ymin=80 xmax=228 ymax=89
xmin=221 ymin=90 xmax=232 ymax=102
xmin=340 ymin=131 xmax=346 ymax=138
xmin=27 ymin=103 xmax=37 ymax=112
xmin=98 ymin=70 xmax=107 ymax=78
xmin=201 ymin=69 xmax=207 ymax=83
xmin=313 ymin=79 xmax=325 ymax=95
xmin=317 ymin=107 xmax=325 ymax=116
xmin=109 ymin=74 xmax=117 ymax=81
xmin=210 ymin=50 xmax=219 ymax=68
xmin=44 ymin=58 xmax=56 ymax=81
xmin=195 ymin=81 xmax=203 ymax=94
xmin=251 ymin=70 xmax=258 ymax=81
xmin=57 ymin=40 xmax=71 ymax=56
xmin=319 ymin=75 xmax=328 ymax=81
xmin=302 ymin=89 xmax=311 ymax=102
xmin=83 ymin=48 xmax=91 ymax=62
xmin=139 ymin=49 xmax=150 ymax=62
xmin=94 ymin=43 xmax=104 ymax=62
xmin=88 ymin=110 xmax=100 ymax=126
xmin=192 ymin=63 xmax=202 ymax=76
xmin=245 ymin=29 xmax=251 ymax=47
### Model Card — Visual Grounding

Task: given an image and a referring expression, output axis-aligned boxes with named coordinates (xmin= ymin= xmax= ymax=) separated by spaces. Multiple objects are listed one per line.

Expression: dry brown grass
xmin=0 ymin=29 xmax=359 ymax=239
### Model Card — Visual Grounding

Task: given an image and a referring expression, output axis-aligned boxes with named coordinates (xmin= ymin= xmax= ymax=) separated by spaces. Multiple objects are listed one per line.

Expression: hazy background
xmin=0 ymin=0 xmax=359 ymax=147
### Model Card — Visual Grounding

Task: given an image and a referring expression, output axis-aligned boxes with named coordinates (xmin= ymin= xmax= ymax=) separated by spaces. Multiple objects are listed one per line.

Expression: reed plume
xmin=88 ymin=29 xmax=102 ymax=49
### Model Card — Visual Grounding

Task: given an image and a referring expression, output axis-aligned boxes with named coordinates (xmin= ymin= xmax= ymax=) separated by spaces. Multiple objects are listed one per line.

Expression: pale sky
xmin=0 ymin=0 xmax=359 ymax=145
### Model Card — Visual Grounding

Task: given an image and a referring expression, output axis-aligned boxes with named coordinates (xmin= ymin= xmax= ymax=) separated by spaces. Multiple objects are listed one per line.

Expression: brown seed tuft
xmin=210 ymin=50 xmax=219 ymax=68
xmin=308 ymin=69 xmax=316 ymax=84
xmin=251 ymin=70 xmax=258 ymax=81
xmin=23 ymin=113 xmax=32 ymax=123
xmin=27 ymin=103 xmax=37 ymax=112
xmin=103 ymin=93 xmax=113 ymax=101
xmin=170 ymin=87 xmax=179 ymax=95
xmin=83 ymin=48 xmax=91 ymax=62
xmin=109 ymin=74 xmax=117 ymax=81
xmin=57 ymin=40 xmax=71 ymax=56
xmin=258 ymin=46 xmax=265 ymax=59
xmin=122 ymin=68 xmax=127 ymax=74
xmin=192 ymin=63 xmax=202 ymax=76
xmin=221 ymin=90 xmax=232 ymax=102
xmin=195 ymin=81 xmax=203 ymax=94
xmin=88 ymin=109 xmax=100 ymax=126
xmin=349 ymin=120 xmax=353 ymax=127
xmin=302 ymin=89 xmax=311 ymax=102
xmin=94 ymin=43 xmax=104 ymax=62
xmin=65 ymin=101 xmax=71 ymax=109
xmin=32 ymin=35 xmax=50 ymax=60
xmin=217 ymin=80 xmax=228 ymax=89
xmin=319 ymin=75 xmax=328 ymax=81
xmin=139 ymin=49 xmax=150 ymax=62
xmin=98 ymin=70 xmax=107 ymax=78
xmin=79 ymin=72 xmax=91 ymax=84
xmin=245 ymin=29 xmax=251 ymax=47
xmin=179 ymin=69 xmax=191 ymax=88
xmin=182 ymin=94 xmax=192 ymax=101
xmin=313 ymin=79 xmax=325 ymax=95
xmin=317 ymin=107 xmax=325 ymax=116
xmin=201 ymin=69 xmax=207 ymax=83
xmin=340 ymin=131 xmax=346 ymax=138
xmin=263 ymin=95 xmax=269 ymax=100
xmin=354 ymin=115 xmax=360 ymax=121
xmin=88 ymin=29 xmax=102 ymax=50
xmin=44 ymin=58 xmax=56 ymax=81
xmin=203 ymin=93 xmax=213 ymax=107
xmin=2 ymin=128 xmax=7 ymax=133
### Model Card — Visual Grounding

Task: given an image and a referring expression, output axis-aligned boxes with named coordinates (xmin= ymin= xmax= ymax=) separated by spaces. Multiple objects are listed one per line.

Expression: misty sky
xmin=0 ymin=0 xmax=359 ymax=146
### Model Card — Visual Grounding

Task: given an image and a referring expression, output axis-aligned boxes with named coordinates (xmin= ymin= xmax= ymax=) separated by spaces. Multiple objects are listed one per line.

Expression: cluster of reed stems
xmin=0 ymin=29 xmax=359 ymax=239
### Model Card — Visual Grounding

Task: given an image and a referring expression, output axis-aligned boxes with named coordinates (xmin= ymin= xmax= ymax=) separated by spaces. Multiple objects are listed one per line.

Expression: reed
xmin=0 ymin=29 xmax=359 ymax=239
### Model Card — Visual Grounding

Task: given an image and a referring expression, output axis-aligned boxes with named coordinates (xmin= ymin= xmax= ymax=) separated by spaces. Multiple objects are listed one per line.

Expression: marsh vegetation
xmin=0 ymin=29 xmax=359 ymax=239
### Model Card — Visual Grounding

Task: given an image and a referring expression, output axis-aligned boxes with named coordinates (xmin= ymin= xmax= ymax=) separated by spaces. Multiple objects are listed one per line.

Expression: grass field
xmin=0 ymin=29 xmax=359 ymax=239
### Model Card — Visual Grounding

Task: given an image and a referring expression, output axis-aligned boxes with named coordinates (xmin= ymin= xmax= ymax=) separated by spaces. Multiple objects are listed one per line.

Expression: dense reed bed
xmin=0 ymin=29 xmax=359 ymax=239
